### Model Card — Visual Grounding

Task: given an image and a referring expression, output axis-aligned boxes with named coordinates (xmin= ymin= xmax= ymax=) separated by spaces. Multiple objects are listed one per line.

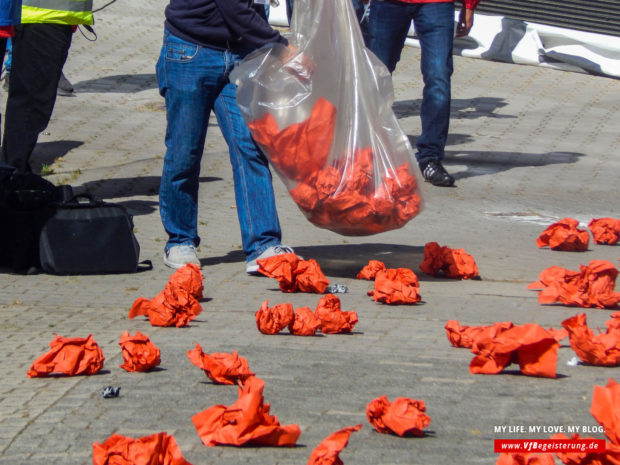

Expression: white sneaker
xmin=246 ymin=245 xmax=298 ymax=274
xmin=164 ymin=244 xmax=200 ymax=269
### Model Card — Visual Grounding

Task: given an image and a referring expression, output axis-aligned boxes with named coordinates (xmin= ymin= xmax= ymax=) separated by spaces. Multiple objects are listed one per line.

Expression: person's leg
xmin=0 ymin=37 xmax=5 ymax=142
xmin=2 ymin=24 xmax=72 ymax=173
xmin=213 ymin=60 xmax=282 ymax=263
xmin=413 ymin=2 xmax=455 ymax=185
xmin=156 ymin=30 xmax=224 ymax=263
xmin=4 ymin=37 xmax=11 ymax=72
xmin=286 ymin=0 xmax=294 ymax=24
xmin=367 ymin=0 xmax=412 ymax=73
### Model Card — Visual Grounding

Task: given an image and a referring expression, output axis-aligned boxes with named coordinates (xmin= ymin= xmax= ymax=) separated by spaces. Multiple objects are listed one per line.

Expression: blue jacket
xmin=0 ymin=0 xmax=21 ymax=26
xmin=164 ymin=0 xmax=288 ymax=50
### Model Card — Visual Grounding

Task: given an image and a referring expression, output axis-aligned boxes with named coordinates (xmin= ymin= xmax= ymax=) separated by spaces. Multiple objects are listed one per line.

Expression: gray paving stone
xmin=1 ymin=2 xmax=619 ymax=463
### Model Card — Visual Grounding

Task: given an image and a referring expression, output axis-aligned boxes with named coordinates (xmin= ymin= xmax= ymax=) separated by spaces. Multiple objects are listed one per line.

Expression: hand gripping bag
xmin=231 ymin=0 xmax=423 ymax=236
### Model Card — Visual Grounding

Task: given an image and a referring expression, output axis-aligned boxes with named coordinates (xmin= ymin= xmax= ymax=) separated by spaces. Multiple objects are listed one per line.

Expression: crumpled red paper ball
xmin=315 ymin=294 xmax=358 ymax=334
xmin=356 ymin=260 xmax=386 ymax=280
xmin=551 ymin=433 xmax=620 ymax=465
xmin=366 ymin=395 xmax=431 ymax=437
xmin=496 ymin=452 xmax=555 ymax=465
xmin=591 ymin=378 xmax=620 ymax=445
xmin=307 ymin=424 xmax=362 ymax=465
xmin=187 ymin=343 xmax=255 ymax=385
xmin=562 ymin=313 xmax=620 ymax=366
xmin=420 ymin=242 xmax=479 ymax=279
xmin=256 ymin=300 xmax=295 ymax=334
xmin=445 ymin=320 xmax=514 ymax=349
xmin=588 ymin=217 xmax=620 ymax=245
xmin=129 ymin=264 xmax=204 ymax=327
xmin=469 ymin=324 xmax=559 ymax=378
xmin=258 ymin=252 xmax=329 ymax=293
xmin=192 ymin=376 xmax=301 ymax=447
xmin=119 ymin=331 xmax=161 ymax=372
xmin=528 ymin=260 xmax=620 ymax=309
xmin=367 ymin=268 xmax=421 ymax=304
xmin=28 ymin=334 xmax=105 ymax=378
xmin=92 ymin=432 xmax=192 ymax=465
xmin=536 ymin=218 xmax=590 ymax=251
xmin=289 ymin=306 xmax=322 ymax=336
xmin=548 ymin=379 xmax=620 ymax=464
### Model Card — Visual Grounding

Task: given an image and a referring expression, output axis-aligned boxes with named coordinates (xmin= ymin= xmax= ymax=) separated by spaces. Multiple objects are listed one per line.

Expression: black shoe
xmin=57 ymin=72 xmax=74 ymax=96
xmin=419 ymin=160 xmax=455 ymax=187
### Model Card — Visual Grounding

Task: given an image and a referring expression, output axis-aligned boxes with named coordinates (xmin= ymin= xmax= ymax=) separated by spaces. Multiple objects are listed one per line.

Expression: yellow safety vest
xmin=21 ymin=0 xmax=93 ymax=25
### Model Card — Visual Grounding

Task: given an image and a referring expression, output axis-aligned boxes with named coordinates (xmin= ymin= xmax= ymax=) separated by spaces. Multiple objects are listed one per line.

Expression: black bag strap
xmin=137 ymin=260 xmax=153 ymax=272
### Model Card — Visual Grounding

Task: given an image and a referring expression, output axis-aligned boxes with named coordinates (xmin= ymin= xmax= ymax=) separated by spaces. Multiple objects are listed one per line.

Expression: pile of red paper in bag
xmin=248 ymin=98 xmax=422 ymax=236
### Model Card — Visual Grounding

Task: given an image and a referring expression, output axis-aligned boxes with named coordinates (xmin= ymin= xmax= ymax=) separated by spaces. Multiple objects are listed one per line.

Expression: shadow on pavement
xmin=73 ymin=73 xmax=157 ymax=93
xmin=393 ymin=97 xmax=515 ymax=119
xmin=445 ymin=150 xmax=584 ymax=180
xmin=77 ymin=176 xmax=222 ymax=200
xmin=31 ymin=140 xmax=84 ymax=174
xmin=201 ymin=243 xmax=427 ymax=280
xmin=294 ymin=243 xmax=425 ymax=279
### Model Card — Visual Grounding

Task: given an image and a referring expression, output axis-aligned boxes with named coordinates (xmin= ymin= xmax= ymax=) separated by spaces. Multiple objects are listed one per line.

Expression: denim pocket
xmin=164 ymin=41 xmax=198 ymax=62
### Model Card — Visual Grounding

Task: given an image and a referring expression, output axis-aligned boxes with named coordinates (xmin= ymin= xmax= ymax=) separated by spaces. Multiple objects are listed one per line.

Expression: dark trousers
xmin=2 ymin=24 xmax=72 ymax=173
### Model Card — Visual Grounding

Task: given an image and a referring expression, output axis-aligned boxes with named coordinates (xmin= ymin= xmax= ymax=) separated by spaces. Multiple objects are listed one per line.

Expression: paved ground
xmin=1 ymin=2 xmax=619 ymax=464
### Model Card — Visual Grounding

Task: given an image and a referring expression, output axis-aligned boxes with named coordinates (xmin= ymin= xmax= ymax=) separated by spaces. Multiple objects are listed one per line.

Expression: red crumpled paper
xmin=536 ymin=218 xmax=590 ymax=251
xmin=551 ymin=433 xmax=620 ymax=465
xmin=591 ymin=378 xmax=620 ymax=445
xmin=496 ymin=452 xmax=555 ymax=465
xmin=290 ymin=159 xmax=422 ymax=236
xmin=187 ymin=343 xmax=254 ymax=385
xmin=257 ymin=253 xmax=329 ymax=294
xmin=367 ymin=268 xmax=421 ymax=304
xmin=548 ymin=379 xmax=620 ymax=465
xmin=588 ymin=218 xmax=620 ymax=245
xmin=255 ymin=300 xmax=295 ymax=334
xmin=527 ymin=260 xmax=620 ymax=309
xmin=366 ymin=395 xmax=431 ymax=437
xmin=129 ymin=264 xmax=204 ymax=327
xmin=119 ymin=331 xmax=161 ymax=372
xmin=192 ymin=376 xmax=301 ymax=447
xmin=445 ymin=320 xmax=514 ymax=349
xmin=356 ymin=260 xmax=386 ymax=280
xmin=289 ymin=306 xmax=322 ymax=336
xmin=561 ymin=313 xmax=620 ymax=366
xmin=315 ymin=294 xmax=358 ymax=334
xmin=419 ymin=242 xmax=479 ymax=279
xmin=92 ymin=432 xmax=192 ymax=465
xmin=469 ymin=324 xmax=559 ymax=378
xmin=28 ymin=334 xmax=105 ymax=378
xmin=307 ymin=424 xmax=362 ymax=465
xmin=248 ymin=97 xmax=336 ymax=183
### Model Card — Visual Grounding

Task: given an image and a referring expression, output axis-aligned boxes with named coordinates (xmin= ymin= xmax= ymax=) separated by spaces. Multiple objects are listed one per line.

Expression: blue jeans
xmin=368 ymin=0 xmax=454 ymax=164
xmin=156 ymin=30 xmax=282 ymax=261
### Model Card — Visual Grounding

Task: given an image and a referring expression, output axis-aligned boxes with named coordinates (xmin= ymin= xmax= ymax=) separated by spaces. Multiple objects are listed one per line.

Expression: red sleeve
xmin=463 ymin=0 xmax=480 ymax=9
xmin=0 ymin=26 xmax=14 ymax=38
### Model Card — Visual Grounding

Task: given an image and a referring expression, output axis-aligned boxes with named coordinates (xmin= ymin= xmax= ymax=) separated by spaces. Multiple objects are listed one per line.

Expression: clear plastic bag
xmin=231 ymin=0 xmax=423 ymax=236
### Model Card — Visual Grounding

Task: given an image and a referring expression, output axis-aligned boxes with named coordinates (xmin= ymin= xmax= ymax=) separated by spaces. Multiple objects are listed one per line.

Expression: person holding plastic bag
xmin=367 ymin=0 xmax=481 ymax=187
xmin=156 ymin=0 xmax=309 ymax=273
xmin=232 ymin=0 xmax=424 ymax=236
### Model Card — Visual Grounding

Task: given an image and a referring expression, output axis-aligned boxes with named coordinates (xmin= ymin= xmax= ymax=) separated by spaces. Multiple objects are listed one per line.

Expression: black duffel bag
xmin=0 ymin=164 xmax=70 ymax=273
xmin=38 ymin=194 xmax=148 ymax=275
